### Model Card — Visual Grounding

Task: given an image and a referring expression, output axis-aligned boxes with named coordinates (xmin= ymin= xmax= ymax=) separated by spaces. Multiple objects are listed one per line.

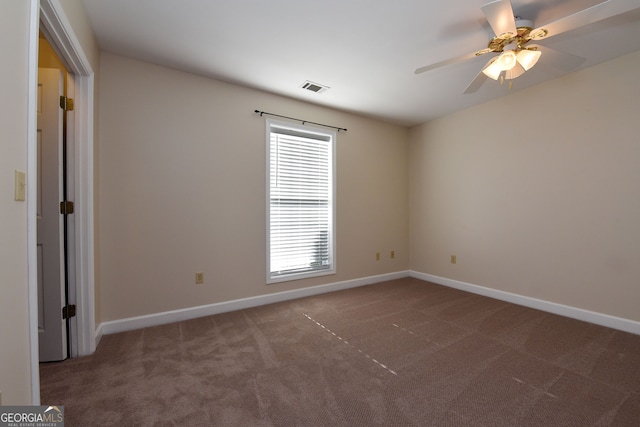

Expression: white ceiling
xmin=81 ymin=0 xmax=640 ymax=127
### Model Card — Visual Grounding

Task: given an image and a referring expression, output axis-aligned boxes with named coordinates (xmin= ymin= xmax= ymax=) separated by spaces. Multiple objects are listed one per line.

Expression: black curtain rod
xmin=254 ymin=110 xmax=347 ymax=132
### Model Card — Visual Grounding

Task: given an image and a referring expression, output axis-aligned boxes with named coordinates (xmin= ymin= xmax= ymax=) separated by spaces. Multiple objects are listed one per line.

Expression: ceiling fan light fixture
xmin=504 ymin=62 xmax=526 ymax=80
xmin=482 ymin=57 xmax=503 ymax=80
xmin=498 ymin=49 xmax=517 ymax=70
xmin=516 ymin=49 xmax=542 ymax=70
xmin=483 ymin=46 xmax=538 ymax=82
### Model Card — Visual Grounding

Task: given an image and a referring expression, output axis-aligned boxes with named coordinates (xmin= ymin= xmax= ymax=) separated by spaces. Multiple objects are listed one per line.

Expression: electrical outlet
xmin=195 ymin=272 xmax=204 ymax=284
xmin=390 ymin=250 xmax=395 ymax=259
xmin=451 ymin=255 xmax=457 ymax=264
xmin=376 ymin=252 xmax=380 ymax=261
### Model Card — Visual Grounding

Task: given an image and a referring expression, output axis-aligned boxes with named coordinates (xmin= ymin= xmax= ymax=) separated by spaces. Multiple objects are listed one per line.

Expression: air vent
xmin=300 ymin=81 xmax=329 ymax=94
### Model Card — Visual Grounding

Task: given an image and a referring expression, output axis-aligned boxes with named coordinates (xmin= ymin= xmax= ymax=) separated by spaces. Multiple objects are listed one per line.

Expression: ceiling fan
xmin=415 ymin=0 xmax=639 ymax=94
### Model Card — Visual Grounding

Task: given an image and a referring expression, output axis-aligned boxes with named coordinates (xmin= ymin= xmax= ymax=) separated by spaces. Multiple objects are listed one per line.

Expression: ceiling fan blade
xmin=481 ymin=0 xmax=517 ymax=37
xmin=463 ymin=71 xmax=489 ymax=94
xmin=533 ymin=0 xmax=640 ymax=40
xmin=534 ymin=45 xmax=586 ymax=71
xmin=463 ymin=57 xmax=495 ymax=94
xmin=415 ymin=51 xmax=479 ymax=74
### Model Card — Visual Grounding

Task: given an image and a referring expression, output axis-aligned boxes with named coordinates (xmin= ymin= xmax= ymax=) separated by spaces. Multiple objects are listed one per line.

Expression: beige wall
xmin=0 ymin=0 xmax=33 ymax=405
xmin=98 ymin=53 xmax=409 ymax=322
xmin=409 ymin=49 xmax=640 ymax=322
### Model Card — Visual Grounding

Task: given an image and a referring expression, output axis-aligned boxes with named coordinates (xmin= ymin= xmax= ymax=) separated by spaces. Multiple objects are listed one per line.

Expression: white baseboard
xmin=410 ymin=271 xmax=640 ymax=335
xmin=94 ymin=322 xmax=104 ymax=349
xmin=97 ymin=271 xmax=410 ymax=336
xmin=96 ymin=269 xmax=640 ymax=341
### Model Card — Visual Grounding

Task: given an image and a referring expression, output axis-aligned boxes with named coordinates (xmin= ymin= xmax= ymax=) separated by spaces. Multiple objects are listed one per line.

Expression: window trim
xmin=265 ymin=118 xmax=336 ymax=284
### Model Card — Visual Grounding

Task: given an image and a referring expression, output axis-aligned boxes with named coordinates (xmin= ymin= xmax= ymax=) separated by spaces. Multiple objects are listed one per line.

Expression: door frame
xmin=27 ymin=0 xmax=96 ymax=404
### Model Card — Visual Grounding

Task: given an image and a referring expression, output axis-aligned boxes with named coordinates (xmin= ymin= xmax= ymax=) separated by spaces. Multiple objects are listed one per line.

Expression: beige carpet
xmin=40 ymin=278 xmax=640 ymax=426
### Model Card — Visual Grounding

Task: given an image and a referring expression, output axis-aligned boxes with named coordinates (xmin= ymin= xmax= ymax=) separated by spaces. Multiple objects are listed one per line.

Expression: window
xmin=267 ymin=119 xmax=335 ymax=283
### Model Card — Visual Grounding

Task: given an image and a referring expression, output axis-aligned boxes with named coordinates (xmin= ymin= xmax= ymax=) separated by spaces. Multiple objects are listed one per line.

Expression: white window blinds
xmin=267 ymin=121 xmax=335 ymax=283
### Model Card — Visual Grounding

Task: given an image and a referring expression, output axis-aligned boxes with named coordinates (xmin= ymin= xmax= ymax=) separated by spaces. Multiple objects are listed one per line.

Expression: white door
xmin=37 ymin=67 xmax=67 ymax=362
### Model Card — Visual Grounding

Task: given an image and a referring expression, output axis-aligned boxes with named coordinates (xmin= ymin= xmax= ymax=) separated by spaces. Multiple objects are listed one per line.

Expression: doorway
xmin=28 ymin=0 xmax=97 ymax=404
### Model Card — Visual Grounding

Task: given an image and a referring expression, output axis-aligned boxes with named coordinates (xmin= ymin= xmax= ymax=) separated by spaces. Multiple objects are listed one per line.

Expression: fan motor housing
xmin=479 ymin=17 xmax=545 ymax=55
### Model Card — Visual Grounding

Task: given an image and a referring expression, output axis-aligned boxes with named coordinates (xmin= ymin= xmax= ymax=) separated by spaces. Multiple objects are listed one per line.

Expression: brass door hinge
xmin=62 ymin=305 xmax=76 ymax=320
xmin=60 ymin=96 xmax=74 ymax=111
xmin=60 ymin=201 xmax=75 ymax=215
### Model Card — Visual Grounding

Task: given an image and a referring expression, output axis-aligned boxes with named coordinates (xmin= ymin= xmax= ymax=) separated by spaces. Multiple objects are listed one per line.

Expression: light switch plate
xmin=15 ymin=170 xmax=26 ymax=201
